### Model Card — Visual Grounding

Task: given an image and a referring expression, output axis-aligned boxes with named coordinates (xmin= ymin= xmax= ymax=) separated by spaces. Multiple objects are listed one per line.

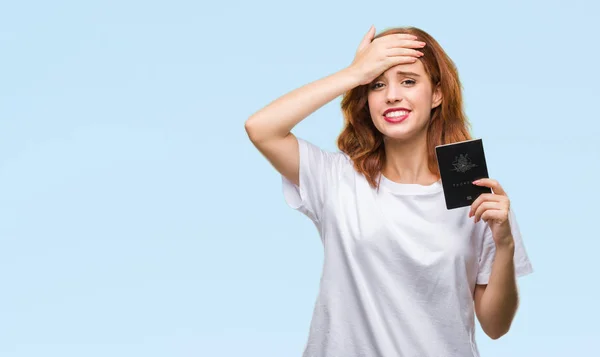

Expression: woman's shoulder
xmin=297 ymin=137 xmax=353 ymax=167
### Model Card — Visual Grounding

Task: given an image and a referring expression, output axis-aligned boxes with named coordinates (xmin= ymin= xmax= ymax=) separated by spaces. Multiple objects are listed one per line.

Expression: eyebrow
xmin=374 ymin=71 xmax=421 ymax=81
xmin=395 ymin=71 xmax=421 ymax=77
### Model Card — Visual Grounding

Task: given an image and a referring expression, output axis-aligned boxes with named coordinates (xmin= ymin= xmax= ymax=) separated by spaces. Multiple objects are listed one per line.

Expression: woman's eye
xmin=370 ymin=80 xmax=415 ymax=90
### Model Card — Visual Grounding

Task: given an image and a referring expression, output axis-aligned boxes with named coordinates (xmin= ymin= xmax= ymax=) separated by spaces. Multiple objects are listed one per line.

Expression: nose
xmin=385 ymin=83 xmax=404 ymax=104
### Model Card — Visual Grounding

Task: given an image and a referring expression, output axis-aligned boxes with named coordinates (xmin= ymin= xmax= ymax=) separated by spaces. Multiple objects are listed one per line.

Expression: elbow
xmin=487 ymin=331 xmax=506 ymax=340
xmin=477 ymin=296 xmax=520 ymax=341
xmin=244 ymin=117 xmax=260 ymax=143
xmin=484 ymin=324 xmax=511 ymax=340
xmin=245 ymin=116 xmax=286 ymax=145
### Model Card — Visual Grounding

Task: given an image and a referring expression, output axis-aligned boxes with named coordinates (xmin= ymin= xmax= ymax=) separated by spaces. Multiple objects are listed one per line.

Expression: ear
xmin=431 ymin=83 xmax=443 ymax=109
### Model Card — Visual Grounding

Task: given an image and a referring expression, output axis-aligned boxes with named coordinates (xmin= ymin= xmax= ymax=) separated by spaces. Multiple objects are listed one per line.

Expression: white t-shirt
xmin=281 ymin=138 xmax=533 ymax=357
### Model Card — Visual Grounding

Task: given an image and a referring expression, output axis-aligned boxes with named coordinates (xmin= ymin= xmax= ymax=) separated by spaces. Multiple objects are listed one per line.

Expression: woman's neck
xmin=381 ymin=133 xmax=439 ymax=185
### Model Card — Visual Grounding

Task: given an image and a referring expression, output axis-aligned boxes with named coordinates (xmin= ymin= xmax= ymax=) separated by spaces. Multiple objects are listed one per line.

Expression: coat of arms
xmin=451 ymin=154 xmax=478 ymax=173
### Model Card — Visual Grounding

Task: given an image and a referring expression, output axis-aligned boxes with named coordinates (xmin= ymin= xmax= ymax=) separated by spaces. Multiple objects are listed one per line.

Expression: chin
xmin=375 ymin=120 xmax=424 ymax=142
xmin=382 ymin=131 xmax=418 ymax=142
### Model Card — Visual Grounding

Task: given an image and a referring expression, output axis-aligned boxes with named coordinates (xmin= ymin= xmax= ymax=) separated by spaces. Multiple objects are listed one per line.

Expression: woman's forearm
xmin=245 ymin=67 xmax=361 ymax=144
xmin=477 ymin=240 xmax=519 ymax=339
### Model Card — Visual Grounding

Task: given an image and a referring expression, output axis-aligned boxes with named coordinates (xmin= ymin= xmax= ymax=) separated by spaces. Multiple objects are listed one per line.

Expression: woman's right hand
xmin=348 ymin=26 xmax=426 ymax=86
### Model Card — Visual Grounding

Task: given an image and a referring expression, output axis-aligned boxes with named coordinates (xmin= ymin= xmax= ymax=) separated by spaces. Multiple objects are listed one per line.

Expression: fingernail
xmin=472 ymin=180 xmax=479 ymax=185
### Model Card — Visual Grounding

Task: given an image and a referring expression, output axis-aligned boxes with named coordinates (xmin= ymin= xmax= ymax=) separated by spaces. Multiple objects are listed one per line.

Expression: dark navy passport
xmin=435 ymin=139 xmax=492 ymax=210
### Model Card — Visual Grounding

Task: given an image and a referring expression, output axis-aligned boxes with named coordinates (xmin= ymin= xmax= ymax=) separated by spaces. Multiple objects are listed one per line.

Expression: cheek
xmin=366 ymin=96 xmax=379 ymax=117
xmin=410 ymin=87 xmax=433 ymax=107
xmin=367 ymin=90 xmax=388 ymax=107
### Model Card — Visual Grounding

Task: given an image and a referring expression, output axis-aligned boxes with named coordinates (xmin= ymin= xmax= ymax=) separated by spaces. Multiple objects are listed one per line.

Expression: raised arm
xmin=244 ymin=68 xmax=362 ymax=186
xmin=244 ymin=26 xmax=426 ymax=186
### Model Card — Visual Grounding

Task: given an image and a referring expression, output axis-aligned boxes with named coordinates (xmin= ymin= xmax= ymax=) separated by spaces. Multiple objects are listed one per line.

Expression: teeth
xmin=385 ymin=110 xmax=409 ymax=118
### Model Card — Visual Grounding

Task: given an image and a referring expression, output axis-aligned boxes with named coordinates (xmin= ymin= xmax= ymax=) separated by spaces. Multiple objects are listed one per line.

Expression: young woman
xmin=245 ymin=25 xmax=533 ymax=357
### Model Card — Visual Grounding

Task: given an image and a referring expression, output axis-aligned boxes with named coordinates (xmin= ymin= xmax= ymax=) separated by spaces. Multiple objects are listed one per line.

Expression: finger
xmin=357 ymin=25 xmax=376 ymax=52
xmin=374 ymin=33 xmax=419 ymax=45
xmin=474 ymin=197 xmax=510 ymax=220
xmin=473 ymin=178 xmax=507 ymax=196
xmin=387 ymin=55 xmax=420 ymax=66
xmin=385 ymin=47 xmax=424 ymax=57
xmin=384 ymin=38 xmax=426 ymax=50
xmin=481 ymin=209 xmax=507 ymax=224
xmin=468 ymin=193 xmax=504 ymax=217
xmin=391 ymin=33 xmax=420 ymax=42
xmin=386 ymin=47 xmax=424 ymax=58
xmin=474 ymin=202 xmax=502 ymax=223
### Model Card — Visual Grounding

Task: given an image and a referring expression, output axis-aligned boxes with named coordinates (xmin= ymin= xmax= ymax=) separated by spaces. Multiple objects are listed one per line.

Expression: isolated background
xmin=2 ymin=0 xmax=598 ymax=356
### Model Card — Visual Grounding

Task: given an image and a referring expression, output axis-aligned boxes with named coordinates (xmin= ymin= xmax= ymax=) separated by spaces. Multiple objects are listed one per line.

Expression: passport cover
xmin=435 ymin=138 xmax=492 ymax=210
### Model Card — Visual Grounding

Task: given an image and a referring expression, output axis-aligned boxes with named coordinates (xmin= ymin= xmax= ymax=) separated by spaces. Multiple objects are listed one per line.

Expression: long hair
xmin=337 ymin=26 xmax=472 ymax=189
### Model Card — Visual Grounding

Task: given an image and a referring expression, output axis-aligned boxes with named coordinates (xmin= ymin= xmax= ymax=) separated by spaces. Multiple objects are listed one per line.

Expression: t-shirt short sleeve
xmin=282 ymin=137 xmax=345 ymax=225
xmin=477 ymin=207 xmax=534 ymax=285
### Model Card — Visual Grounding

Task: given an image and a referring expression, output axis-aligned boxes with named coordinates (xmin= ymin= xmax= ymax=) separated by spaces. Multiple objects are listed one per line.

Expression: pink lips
xmin=383 ymin=109 xmax=410 ymax=124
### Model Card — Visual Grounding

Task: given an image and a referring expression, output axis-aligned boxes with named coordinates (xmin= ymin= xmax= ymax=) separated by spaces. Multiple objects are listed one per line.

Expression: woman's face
xmin=367 ymin=60 xmax=442 ymax=142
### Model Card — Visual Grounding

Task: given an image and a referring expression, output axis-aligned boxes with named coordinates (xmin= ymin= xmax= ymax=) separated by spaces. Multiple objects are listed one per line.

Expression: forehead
xmin=378 ymin=60 xmax=427 ymax=79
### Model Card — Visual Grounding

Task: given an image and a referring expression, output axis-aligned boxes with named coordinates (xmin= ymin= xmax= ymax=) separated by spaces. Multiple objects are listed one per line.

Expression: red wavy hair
xmin=337 ymin=26 xmax=472 ymax=189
